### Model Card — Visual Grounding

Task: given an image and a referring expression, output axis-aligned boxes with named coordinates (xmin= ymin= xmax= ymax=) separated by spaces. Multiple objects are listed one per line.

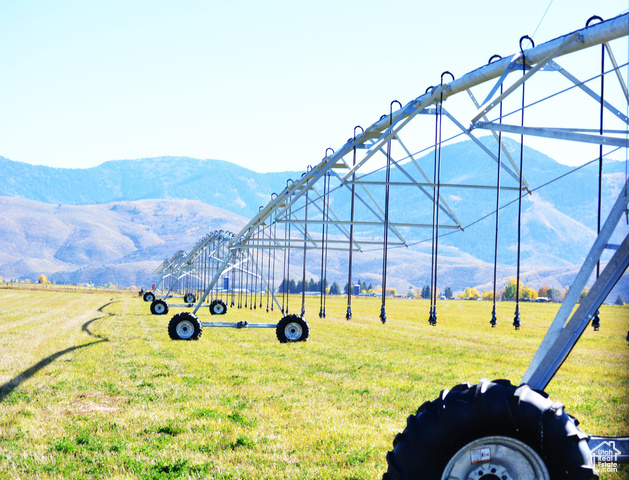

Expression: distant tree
xmin=463 ymin=287 xmax=480 ymax=299
xmin=578 ymin=286 xmax=589 ymax=304
xmin=38 ymin=274 xmax=47 ymax=284
xmin=502 ymin=280 xmax=516 ymax=301
xmin=329 ymin=282 xmax=341 ymax=295
xmin=421 ymin=285 xmax=431 ymax=299
xmin=445 ymin=286 xmax=453 ymax=299
xmin=538 ymin=286 xmax=551 ymax=298
xmin=288 ymin=279 xmax=297 ymax=294
xmin=614 ymin=294 xmax=624 ymax=306
xmin=547 ymin=287 xmax=563 ymax=303
xmin=522 ymin=286 xmax=538 ymax=301
xmin=481 ymin=290 xmax=494 ymax=301
xmin=406 ymin=289 xmax=415 ymax=299
xmin=501 ymin=279 xmax=537 ymax=301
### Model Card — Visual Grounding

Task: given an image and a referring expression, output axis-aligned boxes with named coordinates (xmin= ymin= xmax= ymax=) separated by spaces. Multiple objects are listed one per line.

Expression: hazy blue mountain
xmin=0 ymin=156 xmax=300 ymax=219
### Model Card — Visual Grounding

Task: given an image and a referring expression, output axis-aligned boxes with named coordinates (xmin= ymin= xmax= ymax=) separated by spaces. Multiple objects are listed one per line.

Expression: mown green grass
xmin=0 ymin=290 xmax=627 ymax=479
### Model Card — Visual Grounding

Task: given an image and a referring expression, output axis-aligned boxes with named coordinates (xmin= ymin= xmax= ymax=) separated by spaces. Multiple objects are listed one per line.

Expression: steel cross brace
xmin=523 ymin=178 xmax=629 ymax=390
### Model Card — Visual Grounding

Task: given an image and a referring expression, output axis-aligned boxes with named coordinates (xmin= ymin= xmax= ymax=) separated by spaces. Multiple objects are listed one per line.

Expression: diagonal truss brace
xmin=522 ymin=178 xmax=629 ymax=390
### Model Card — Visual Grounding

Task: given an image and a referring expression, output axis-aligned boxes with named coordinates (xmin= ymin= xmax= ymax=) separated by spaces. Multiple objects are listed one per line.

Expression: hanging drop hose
xmin=286 ymin=201 xmax=292 ymax=315
xmin=320 ymin=150 xmax=333 ymax=318
xmin=281 ymin=202 xmax=289 ymax=313
xmin=588 ymin=15 xmax=605 ymax=331
xmin=380 ymin=101 xmax=401 ymax=324
xmin=238 ymin=246 xmax=244 ymax=309
xmin=270 ymin=204 xmax=278 ymax=312
xmin=301 ymin=174 xmax=310 ymax=318
xmin=428 ymin=85 xmax=438 ymax=326
xmin=258 ymin=222 xmax=264 ymax=309
xmin=244 ymin=245 xmax=250 ymax=308
xmin=431 ymin=72 xmax=454 ymax=326
xmin=346 ymin=126 xmax=363 ymax=320
xmin=489 ymin=55 xmax=504 ymax=328
xmin=514 ymin=35 xmax=534 ymax=330
xmin=266 ymin=217 xmax=274 ymax=312
xmin=322 ymin=171 xmax=331 ymax=318
xmin=254 ymin=229 xmax=260 ymax=309
xmin=231 ymin=257 xmax=235 ymax=307
xmin=319 ymin=171 xmax=326 ymax=318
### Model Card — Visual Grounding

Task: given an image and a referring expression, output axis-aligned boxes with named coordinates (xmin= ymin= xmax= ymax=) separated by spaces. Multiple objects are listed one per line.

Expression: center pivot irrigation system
xmin=144 ymin=13 xmax=629 ymax=477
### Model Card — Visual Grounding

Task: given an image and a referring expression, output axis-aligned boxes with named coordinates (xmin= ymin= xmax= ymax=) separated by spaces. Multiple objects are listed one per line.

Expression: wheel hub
xmin=284 ymin=322 xmax=302 ymax=341
xmin=441 ymin=436 xmax=550 ymax=480
xmin=175 ymin=320 xmax=194 ymax=339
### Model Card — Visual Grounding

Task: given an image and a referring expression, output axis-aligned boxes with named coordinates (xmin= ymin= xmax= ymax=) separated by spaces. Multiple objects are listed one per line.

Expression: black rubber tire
xmin=275 ymin=314 xmax=310 ymax=343
xmin=183 ymin=293 xmax=196 ymax=304
xmin=383 ymin=379 xmax=597 ymax=480
xmin=167 ymin=312 xmax=202 ymax=340
xmin=150 ymin=299 xmax=169 ymax=315
xmin=209 ymin=299 xmax=227 ymax=315
xmin=143 ymin=291 xmax=155 ymax=302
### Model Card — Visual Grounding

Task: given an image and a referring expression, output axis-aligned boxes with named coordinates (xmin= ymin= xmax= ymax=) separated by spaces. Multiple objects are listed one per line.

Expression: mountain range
xmin=0 ymin=139 xmax=627 ymax=301
xmin=0 ymin=156 xmax=297 ymax=219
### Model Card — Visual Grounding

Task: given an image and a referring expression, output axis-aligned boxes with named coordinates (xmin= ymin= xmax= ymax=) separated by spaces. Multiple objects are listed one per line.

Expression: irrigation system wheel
xmin=150 ymin=299 xmax=169 ymax=315
xmin=168 ymin=312 xmax=203 ymax=340
xmin=209 ymin=299 xmax=227 ymax=315
xmin=383 ymin=379 xmax=597 ymax=480
xmin=275 ymin=314 xmax=310 ymax=343
xmin=183 ymin=292 xmax=196 ymax=304
xmin=143 ymin=291 xmax=155 ymax=302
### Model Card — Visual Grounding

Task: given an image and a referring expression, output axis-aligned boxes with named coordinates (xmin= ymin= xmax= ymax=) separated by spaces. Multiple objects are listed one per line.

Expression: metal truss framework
xmin=152 ymin=13 xmax=629 ymax=462
xmin=178 ymin=13 xmax=628 ymax=322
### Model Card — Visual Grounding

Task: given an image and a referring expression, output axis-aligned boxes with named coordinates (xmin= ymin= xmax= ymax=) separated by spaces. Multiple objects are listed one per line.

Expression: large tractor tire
xmin=275 ymin=314 xmax=310 ymax=343
xmin=150 ymin=299 xmax=169 ymax=315
xmin=209 ymin=299 xmax=227 ymax=315
xmin=167 ymin=312 xmax=203 ymax=341
xmin=183 ymin=292 xmax=196 ymax=304
xmin=143 ymin=291 xmax=155 ymax=302
xmin=383 ymin=379 xmax=597 ymax=480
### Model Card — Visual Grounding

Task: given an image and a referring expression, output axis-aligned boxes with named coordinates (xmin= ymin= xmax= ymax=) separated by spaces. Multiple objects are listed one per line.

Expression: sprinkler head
xmin=513 ymin=305 xmax=521 ymax=330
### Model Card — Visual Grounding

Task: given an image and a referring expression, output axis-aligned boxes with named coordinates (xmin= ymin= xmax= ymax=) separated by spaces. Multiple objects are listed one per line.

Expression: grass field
xmin=0 ymin=289 xmax=627 ymax=479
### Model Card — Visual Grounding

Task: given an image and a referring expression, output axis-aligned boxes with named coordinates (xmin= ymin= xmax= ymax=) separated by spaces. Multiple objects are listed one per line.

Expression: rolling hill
xmin=0 ymin=197 xmax=248 ymax=288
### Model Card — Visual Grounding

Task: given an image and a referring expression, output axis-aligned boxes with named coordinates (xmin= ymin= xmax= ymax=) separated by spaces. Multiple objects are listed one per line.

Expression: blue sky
xmin=1 ymin=0 xmax=627 ymax=172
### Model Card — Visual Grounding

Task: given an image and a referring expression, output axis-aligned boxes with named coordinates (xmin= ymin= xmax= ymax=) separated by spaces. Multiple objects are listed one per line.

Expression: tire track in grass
xmin=0 ymin=293 xmax=114 ymax=403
